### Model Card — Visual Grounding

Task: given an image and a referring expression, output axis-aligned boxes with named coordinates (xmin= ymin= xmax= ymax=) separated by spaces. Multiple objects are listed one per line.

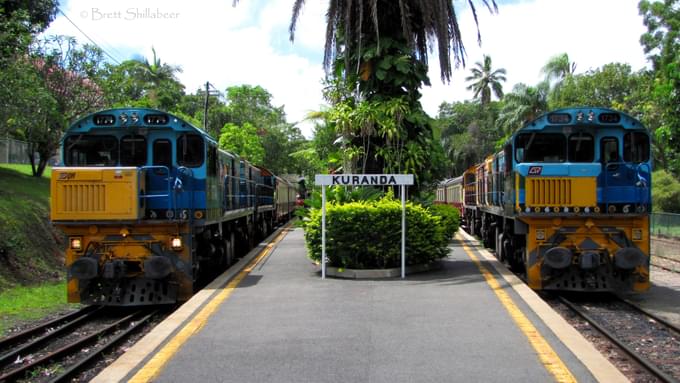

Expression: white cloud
xmin=45 ymin=0 xmax=648 ymax=137
xmin=421 ymin=0 xmax=649 ymax=117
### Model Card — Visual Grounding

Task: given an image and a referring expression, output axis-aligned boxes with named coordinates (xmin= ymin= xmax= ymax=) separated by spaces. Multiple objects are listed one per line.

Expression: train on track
xmin=51 ymin=108 xmax=298 ymax=306
xmin=436 ymin=107 xmax=652 ymax=293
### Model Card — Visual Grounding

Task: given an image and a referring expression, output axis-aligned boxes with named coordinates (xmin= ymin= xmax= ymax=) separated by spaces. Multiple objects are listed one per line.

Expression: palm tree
xmin=288 ymin=0 xmax=498 ymax=83
xmin=135 ymin=47 xmax=183 ymax=108
xmin=498 ymin=82 xmax=549 ymax=135
xmin=465 ymin=55 xmax=507 ymax=104
xmin=541 ymin=53 xmax=576 ymax=88
xmin=139 ymin=47 xmax=182 ymax=87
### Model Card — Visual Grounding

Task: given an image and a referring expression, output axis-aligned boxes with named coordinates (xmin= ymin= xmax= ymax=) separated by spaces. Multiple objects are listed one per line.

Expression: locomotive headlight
xmin=584 ymin=207 xmax=591 ymax=213
xmin=536 ymin=229 xmax=546 ymax=241
xmin=632 ymin=229 xmax=643 ymax=241
xmin=563 ymin=207 xmax=569 ymax=213
xmin=70 ymin=237 xmax=83 ymax=251
xmin=171 ymin=236 xmax=183 ymax=250
xmin=525 ymin=207 xmax=531 ymax=213
xmin=544 ymin=207 xmax=551 ymax=213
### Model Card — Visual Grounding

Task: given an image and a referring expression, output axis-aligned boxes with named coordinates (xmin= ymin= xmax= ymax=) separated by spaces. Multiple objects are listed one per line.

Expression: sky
xmin=44 ymin=0 xmax=650 ymax=138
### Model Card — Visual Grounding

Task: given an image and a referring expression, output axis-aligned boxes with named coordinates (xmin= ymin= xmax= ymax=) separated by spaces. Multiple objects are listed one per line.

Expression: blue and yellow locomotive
xmin=437 ymin=107 xmax=652 ymax=292
xmin=51 ymin=108 xmax=297 ymax=305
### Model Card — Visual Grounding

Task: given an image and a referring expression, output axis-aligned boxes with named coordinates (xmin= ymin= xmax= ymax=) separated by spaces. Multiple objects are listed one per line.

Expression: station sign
xmin=315 ymin=173 xmax=414 ymax=280
xmin=315 ymin=174 xmax=414 ymax=186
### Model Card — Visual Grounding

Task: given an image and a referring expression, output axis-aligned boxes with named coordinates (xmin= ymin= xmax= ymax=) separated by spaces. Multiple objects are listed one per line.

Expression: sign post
xmin=314 ymin=174 xmax=415 ymax=280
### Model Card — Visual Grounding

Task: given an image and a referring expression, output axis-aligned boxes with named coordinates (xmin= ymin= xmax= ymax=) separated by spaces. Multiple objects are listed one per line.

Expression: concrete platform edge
xmin=91 ymin=222 xmax=294 ymax=383
xmin=457 ymin=229 xmax=628 ymax=383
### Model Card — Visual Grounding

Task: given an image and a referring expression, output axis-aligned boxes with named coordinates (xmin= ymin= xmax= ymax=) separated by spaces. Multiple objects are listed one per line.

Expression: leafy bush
xmin=652 ymin=170 xmax=680 ymax=213
xmin=428 ymin=204 xmax=460 ymax=238
xmin=303 ymin=195 xmax=449 ymax=269
xmin=295 ymin=185 xmax=384 ymax=222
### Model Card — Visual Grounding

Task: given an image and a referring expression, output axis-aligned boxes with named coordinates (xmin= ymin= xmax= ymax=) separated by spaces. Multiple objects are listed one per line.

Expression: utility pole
xmin=202 ymin=81 xmax=221 ymax=136
xmin=203 ymin=81 xmax=210 ymax=131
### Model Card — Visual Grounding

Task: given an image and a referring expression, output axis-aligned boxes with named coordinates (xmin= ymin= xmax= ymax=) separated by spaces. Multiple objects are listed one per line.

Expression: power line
xmin=57 ymin=8 xmax=122 ymax=65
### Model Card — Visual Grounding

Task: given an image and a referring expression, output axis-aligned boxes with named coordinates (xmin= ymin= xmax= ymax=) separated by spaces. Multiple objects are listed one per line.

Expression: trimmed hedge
xmin=304 ymin=196 xmax=449 ymax=269
xmin=427 ymin=204 xmax=461 ymax=238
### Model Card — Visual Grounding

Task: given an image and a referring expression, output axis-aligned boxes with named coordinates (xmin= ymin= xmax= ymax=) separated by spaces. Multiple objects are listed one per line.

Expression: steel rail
xmin=0 ymin=306 xmax=96 ymax=351
xmin=0 ymin=310 xmax=143 ymax=382
xmin=49 ymin=310 xmax=157 ymax=383
xmin=0 ymin=306 xmax=103 ymax=367
xmin=619 ymin=298 xmax=680 ymax=335
xmin=558 ymin=296 xmax=678 ymax=383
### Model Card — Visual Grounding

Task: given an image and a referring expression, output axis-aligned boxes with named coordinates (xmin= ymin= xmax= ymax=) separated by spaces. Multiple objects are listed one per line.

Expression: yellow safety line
xmin=460 ymin=240 xmax=577 ymax=383
xmin=129 ymin=228 xmax=290 ymax=383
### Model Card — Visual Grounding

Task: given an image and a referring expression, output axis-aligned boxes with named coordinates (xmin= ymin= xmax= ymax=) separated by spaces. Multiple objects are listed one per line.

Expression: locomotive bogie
xmin=522 ymin=215 xmax=650 ymax=291
xmin=60 ymin=223 xmax=193 ymax=305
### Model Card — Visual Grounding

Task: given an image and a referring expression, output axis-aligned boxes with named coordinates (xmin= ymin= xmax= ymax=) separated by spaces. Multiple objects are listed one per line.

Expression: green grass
xmin=0 ymin=164 xmax=62 ymax=290
xmin=0 ymin=164 xmax=51 ymax=204
xmin=0 ymin=282 xmax=79 ymax=336
xmin=0 ymin=163 xmax=51 ymax=178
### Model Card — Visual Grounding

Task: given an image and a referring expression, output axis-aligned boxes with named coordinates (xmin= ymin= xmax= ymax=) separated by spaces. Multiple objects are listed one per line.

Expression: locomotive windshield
xmin=120 ymin=135 xmax=147 ymax=166
xmin=515 ymin=131 xmax=610 ymax=163
xmin=515 ymin=133 xmax=566 ymax=162
xmin=64 ymin=135 xmax=119 ymax=166
xmin=568 ymin=132 xmax=594 ymax=162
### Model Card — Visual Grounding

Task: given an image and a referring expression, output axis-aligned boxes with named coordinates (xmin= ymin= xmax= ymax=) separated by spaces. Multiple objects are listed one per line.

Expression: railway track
xmin=0 ymin=306 xmax=160 ymax=382
xmin=556 ymin=295 xmax=680 ymax=383
xmin=652 ymin=236 xmax=680 ymax=273
xmin=652 ymin=254 xmax=680 ymax=273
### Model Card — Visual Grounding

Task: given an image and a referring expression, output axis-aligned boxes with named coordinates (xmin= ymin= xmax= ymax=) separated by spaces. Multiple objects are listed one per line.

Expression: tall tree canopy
xmin=289 ymin=0 xmax=497 ymax=83
xmin=639 ymin=0 xmax=680 ymax=174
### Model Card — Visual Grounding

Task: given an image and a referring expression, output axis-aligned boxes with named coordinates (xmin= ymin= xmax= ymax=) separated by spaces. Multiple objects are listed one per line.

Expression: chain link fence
xmin=651 ymin=212 xmax=680 ymax=239
xmin=0 ymin=137 xmax=30 ymax=164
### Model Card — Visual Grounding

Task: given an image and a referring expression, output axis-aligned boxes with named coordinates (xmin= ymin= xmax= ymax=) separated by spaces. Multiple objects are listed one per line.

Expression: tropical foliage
xmin=303 ymin=194 xmax=450 ymax=269
xmin=465 ymin=55 xmax=506 ymax=104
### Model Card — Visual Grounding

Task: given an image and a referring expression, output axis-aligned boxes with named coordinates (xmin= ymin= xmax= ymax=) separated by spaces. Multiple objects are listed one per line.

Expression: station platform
xmin=94 ymin=225 xmax=637 ymax=383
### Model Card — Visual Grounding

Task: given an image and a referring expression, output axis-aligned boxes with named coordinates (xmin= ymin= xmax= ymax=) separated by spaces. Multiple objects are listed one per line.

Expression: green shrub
xmin=303 ymin=195 xmax=449 ymax=269
xmin=428 ymin=204 xmax=460 ymax=238
xmin=652 ymin=170 xmax=680 ymax=213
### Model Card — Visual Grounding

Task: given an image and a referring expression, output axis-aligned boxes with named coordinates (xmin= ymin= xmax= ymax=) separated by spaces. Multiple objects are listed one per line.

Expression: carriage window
xmin=568 ymin=132 xmax=594 ymax=162
xmin=515 ymin=133 xmax=566 ymax=162
xmin=623 ymin=132 xmax=649 ymax=163
xmin=64 ymin=135 xmax=118 ymax=166
xmin=177 ymin=134 xmax=204 ymax=167
xmin=601 ymin=138 xmax=619 ymax=163
xmin=120 ymin=135 xmax=147 ymax=166
xmin=153 ymin=139 xmax=172 ymax=171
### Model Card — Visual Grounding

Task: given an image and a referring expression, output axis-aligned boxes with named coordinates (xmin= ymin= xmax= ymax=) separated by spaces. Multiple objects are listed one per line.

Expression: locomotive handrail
xmin=176 ymin=166 xmax=194 ymax=223
xmin=137 ymin=166 xmax=174 ymax=218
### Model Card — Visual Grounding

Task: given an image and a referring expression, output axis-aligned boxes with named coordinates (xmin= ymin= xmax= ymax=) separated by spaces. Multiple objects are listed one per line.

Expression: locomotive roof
xmin=68 ymin=107 xmax=217 ymax=144
xmin=517 ymin=107 xmax=645 ymax=133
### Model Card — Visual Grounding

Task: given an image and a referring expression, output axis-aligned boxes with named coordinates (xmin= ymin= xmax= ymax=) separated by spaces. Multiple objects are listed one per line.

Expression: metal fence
xmin=651 ymin=212 xmax=680 ymax=238
xmin=0 ymin=137 xmax=30 ymax=164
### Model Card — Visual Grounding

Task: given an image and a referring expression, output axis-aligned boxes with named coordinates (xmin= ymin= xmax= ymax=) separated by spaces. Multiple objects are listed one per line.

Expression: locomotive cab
xmin=51 ymin=108 xmax=295 ymax=306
